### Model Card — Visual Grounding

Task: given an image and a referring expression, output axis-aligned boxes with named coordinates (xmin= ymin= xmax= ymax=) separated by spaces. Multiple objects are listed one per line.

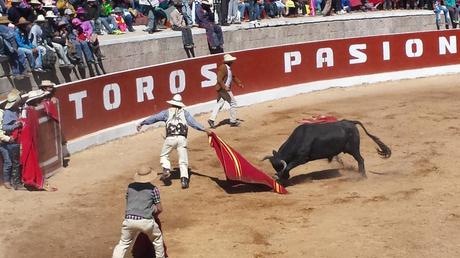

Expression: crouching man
xmin=112 ymin=166 xmax=165 ymax=258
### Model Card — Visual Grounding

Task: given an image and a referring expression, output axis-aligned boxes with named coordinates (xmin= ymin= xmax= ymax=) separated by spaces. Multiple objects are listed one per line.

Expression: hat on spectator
xmin=36 ymin=15 xmax=46 ymax=22
xmin=76 ymin=7 xmax=86 ymax=14
xmin=201 ymin=0 xmax=211 ymax=5
xmin=43 ymin=3 xmax=56 ymax=8
xmin=45 ymin=11 xmax=58 ymax=18
xmin=64 ymin=8 xmax=73 ymax=15
xmin=223 ymin=54 xmax=237 ymax=63
xmin=5 ymin=90 xmax=21 ymax=109
xmin=166 ymin=94 xmax=185 ymax=108
xmin=15 ymin=17 xmax=30 ymax=26
xmin=30 ymin=0 xmax=42 ymax=5
xmin=39 ymin=80 xmax=56 ymax=88
xmin=112 ymin=7 xmax=123 ymax=13
xmin=57 ymin=20 xmax=68 ymax=26
xmin=26 ymin=89 xmax=49 ymax=104
xmin=0 ymin=16 xmax=11 ymax=24
xmin=133 ymin=166 xmax=157 ymax=183
xmin=72 ymin=18 xmax=82 ymax=26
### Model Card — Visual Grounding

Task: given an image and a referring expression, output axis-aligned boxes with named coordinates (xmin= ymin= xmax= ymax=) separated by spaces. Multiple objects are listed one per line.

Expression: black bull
xmin=263 ymin=120 xmax=391 ymax=180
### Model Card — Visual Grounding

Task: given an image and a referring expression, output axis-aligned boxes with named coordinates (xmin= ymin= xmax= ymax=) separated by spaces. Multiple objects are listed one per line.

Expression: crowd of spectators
xmin=0 ymin=0 xmax=453 ymax=80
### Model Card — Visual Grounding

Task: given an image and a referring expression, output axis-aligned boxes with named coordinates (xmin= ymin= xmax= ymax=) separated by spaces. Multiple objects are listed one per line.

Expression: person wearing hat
xmin=112 ymin=166 xmax=166 ymax=258
xmin=2 ymin=89 xmax=25 ymax=190
xmin=14 ymin=17 xmax=47 ymax=73
xmin=208 ymin=53 xmax=244 ymax=128
xmin=195 ymin=0 xmax=224 ymax=54
xmin=0 ymin=16 xmax=26 ymax=78
xmin=7 ymin=0 xmax=24 ymax=24
xmin=136 ymin=94 xmax=211 ymax=189
xmin=30 ymin=0 xmax=46 ymax=21
xmin=0 ymin=95 xmax=15 ymax=189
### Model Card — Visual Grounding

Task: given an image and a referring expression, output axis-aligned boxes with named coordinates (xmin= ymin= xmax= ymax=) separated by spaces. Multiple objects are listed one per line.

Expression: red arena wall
xmin=56 ymin=30 xmax=460 ymax=141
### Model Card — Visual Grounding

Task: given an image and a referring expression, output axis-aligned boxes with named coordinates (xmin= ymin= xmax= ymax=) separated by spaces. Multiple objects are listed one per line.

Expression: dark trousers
xmin=6 ymin=143 xmax=20 ymax=186
xmin=220 ymin=0 xmax=229 ymax=24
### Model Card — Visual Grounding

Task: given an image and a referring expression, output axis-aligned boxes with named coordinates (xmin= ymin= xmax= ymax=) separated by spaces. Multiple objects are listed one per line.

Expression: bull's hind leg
xmin=350 ymin=152 xmax=366 ymax=178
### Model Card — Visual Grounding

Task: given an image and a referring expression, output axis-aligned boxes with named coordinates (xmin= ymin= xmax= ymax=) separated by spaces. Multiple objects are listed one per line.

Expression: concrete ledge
xmin=67 ymin=64 xmax=460 ymax=154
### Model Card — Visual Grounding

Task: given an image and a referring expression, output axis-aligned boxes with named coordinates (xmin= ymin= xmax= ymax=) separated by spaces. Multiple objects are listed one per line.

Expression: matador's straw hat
xmin=166 ymin=94 xmax=186 ymax=108
xmin=134 ymin=166 xmax=157 ymax=183
xmin=223 ymin=54 xmax=237 ymax=63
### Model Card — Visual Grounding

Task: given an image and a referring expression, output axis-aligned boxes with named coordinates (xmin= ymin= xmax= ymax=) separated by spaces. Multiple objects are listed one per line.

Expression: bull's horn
xmin=261 ymin=155 xmax=272 ymax=161
xmin=280 ymin=160 xmax=287 ymax=172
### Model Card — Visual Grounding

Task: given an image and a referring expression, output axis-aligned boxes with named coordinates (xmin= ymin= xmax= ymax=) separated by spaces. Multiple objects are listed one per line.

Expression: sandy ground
xmin=1 ymin=74 xmax=460 ymax=258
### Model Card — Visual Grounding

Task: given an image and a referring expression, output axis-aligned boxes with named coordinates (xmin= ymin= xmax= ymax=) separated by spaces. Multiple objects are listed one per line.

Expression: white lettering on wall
xmin=68 ymin=91 xmax=87 ymax=120
xmin=284 ymin=51 xmax=302 ymax=73
xmin=201 ymin=64 xmax=217 ymax=88
xmin=349 ymin=44 xmax=367 ymax=64
xmin=405 ymin=39 xmax=423 ymax=58
xmin=383 ymin=41 xmax=390 ymax=61
xmin=136 ymin=76 xmax=154 ymax=102
xmin=103 ymin=83 xmax=121 ymax=110
xmin=439 ymin=36 xmax=457 ymax=55
xmin=169 ymin=70 xmax=186 ymax=93
xmin=316 ymin=48 xmax=334 ymax=68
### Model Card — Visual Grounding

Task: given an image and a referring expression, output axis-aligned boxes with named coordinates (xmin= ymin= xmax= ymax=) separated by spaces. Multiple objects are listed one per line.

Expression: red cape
xmin=208 ymin=132 xmax=288 ymax=194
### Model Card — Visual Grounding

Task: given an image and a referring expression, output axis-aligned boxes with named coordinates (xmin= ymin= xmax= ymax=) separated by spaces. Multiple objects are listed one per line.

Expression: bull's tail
xmin=349 ymin=120 xmax=392 ymax=159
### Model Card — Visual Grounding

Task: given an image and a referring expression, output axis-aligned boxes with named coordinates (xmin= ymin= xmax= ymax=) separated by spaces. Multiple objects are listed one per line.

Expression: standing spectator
xmin=446 ymin=0 xmax=458 ymax=27
xmin=2 ymin=89 xmax=25 ymax=190
xmin=171 ymin=2 xmax=195 ymax=58
xmin=208 ymin=54 xmax=244 ymax=128
xmin=15 ymin=17 xmax=46 ymax=72
xmin=179 ymin=0 xmax=193 ymax=25
xmin=228 ymin=0 xmax=239 ymax=23
xmin=196 ymin=0 xmax=224 ymax=54
xmin=136 ymin=94 xmax=211 ymax=189
xmin=112 ymin=166 xmax=165 ymax=258
xmin=434 ymin=0 xmax=450 ymax=29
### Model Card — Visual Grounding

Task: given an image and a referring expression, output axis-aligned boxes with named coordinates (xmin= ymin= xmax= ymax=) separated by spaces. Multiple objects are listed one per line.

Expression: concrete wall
xmin=0 ymin=10 xmax=435 ymax=94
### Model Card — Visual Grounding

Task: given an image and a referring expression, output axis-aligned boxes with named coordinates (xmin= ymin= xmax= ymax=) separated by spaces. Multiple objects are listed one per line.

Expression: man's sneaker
xmin=208 ymin=119 xmax=215 ymax=128
xmin=160 ymin=168 xmax=172 ymax=185
xmin=181 ymin=177 xmax=189 ymax=189
xmin=230 ymin=121 xmax=240 ymax=127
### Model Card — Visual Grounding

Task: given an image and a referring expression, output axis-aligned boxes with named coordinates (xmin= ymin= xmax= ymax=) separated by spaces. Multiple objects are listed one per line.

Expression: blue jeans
xmin=5 ymin=143 xmax=20 ymax=186
xmin=72 ymin=40 xmax=94 ymax=63
xmin=18 ymin=47 xmax=36 ymax=70
xmin=182 ymin=0 xmax=193 ymax=25
xmin=0 ymin=144 xmax=11 ymax=183
xmin=249 ymin=0 xmax=260 ymax=20
xmin=435 ymin=5 xmax=450 ymax=28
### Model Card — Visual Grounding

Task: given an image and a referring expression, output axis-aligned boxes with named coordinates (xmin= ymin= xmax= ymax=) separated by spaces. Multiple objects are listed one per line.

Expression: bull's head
xmin=262 ymin=150 xmax=288 ymax=180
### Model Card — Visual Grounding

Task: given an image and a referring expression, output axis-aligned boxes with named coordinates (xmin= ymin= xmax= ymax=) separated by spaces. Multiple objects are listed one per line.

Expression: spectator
xmin=29 ymin=0 xmax=46 ymax=20
xmin=140 ymin=0 xmax=160 ymax=34
xmin=171 ymin=2 xmax=195 ymax=57
xmin=29 ymin=14 xmax=47 ymax=68
xmin=15 ymin=17 xmax=46 ymax=72
xmin=434 ymin=0 xmax=450 ymax=29
xmin=7 ymin=0 xmax=25 ymax=24
xmin=136 ymin=94 xmax=211 ymax=189
xmin=195 ymin=0 xmax=224 ymax=54
xmin=0 ymin=16 xmax=26 ymax=78
xmin=208 ymin=54 xmax=244 ymax=128
xmin=112 ymin=7 xmax=128 ymax=32
xmin=56 ymin=0 xmax=76 ymax=14
xmin=228 ymin=0 xmax=240 ymax=23
xmin=180 ymin=0 xmax=193 ymax=25
xmin=99 ymin=0 xmax=120 ymax=34
xmin=70 ymin=18 xmax=95 ymax=66
xmin=446 ymin=0 xmax=458 ymax=28
xmin=112 ymin=166 xmax=166 ymax=258
xmin=2 ymin=89 xmax=25 ymax=191
xmin=46 ymin=14 xmax=74 ymax=68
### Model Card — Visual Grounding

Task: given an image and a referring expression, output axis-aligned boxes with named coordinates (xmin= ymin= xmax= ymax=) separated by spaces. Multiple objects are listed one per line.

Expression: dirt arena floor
xmin=1 ymin=74 xmax=460 ymax=258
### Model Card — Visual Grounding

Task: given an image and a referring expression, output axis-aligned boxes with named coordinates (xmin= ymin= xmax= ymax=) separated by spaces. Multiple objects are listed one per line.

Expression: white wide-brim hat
xmin=26 ymin=89 xmax=49 ymax=104
xmin=133 ymin=166 xmax=157 ymax=183
xmin=223 ymin=54 xmax=237 ymax=63
xmin=45 ymin=10 xmax=58 ymax=18
xmin=36 ymin=15 xmax=46 ymax=22
xmin=201 ymin=0 xmax=212 ymax=5
xmin=39 ymin=80 xmax=56 ymax=88
xmin=5 ymin=90 xmax=20 ymax=109
xmin=166 ymin=94 xmax=186 ymax=108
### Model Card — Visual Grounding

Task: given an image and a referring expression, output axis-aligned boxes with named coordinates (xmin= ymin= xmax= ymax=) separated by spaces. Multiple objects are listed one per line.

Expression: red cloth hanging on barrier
xmin=20 ymin=107 xmax=44 ymax=190
xmin=208 ymin=132 xmax=288 ymax=194
xmin=42 ymin=98 xmax=59 ymax=123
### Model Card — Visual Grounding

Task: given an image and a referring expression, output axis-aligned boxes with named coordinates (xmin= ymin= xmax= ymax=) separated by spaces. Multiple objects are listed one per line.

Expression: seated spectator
xmin=228 ymin=0 xmax=240 ymax=24
xmin=15 ymin=17 xmax=46 ymax=72
xmin=30 ymin=0 xmax=46 ymax=20
xmin=0 ymin=16 xmax=26 ymax=78
xmin=29 ymin=14 xmax=48 ymax=69
xmin=139 ymin=0 xmax=161 ymax=33
xmin=434 ymin=0 xmax=450 ymax=29
xmin=99 ymin=0 xmax=120 ymax=34
xmin=56 ymin=0 xmax=76 ymax=15
xmin=171 ymin=2 xmax=195 ymax=58
xmin=196 ymin=0 xmax=224 ymax=54
xmin=112 ymin=7 xmax=128 ymax=32
xmin=52 ymin=20 xmax=73 ymax=68
xmin=70 ymin=18 xmax=95 ymax=66
xmin=8 ymin=0 xmax=25 ymax=24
